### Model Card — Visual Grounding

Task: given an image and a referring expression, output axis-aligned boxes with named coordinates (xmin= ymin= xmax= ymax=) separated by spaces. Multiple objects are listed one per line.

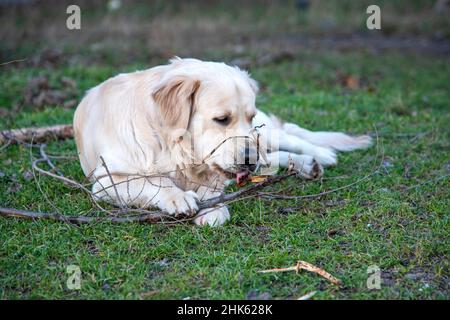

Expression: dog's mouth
xmin=235 ymin=170 xmax=251 ymax=186
xmin=212 ymin=164 xmax=252 ymax=186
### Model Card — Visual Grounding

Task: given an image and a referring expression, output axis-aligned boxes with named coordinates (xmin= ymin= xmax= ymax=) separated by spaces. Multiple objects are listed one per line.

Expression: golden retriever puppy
xmin=74 ymin=58 xmax=371 ymax=226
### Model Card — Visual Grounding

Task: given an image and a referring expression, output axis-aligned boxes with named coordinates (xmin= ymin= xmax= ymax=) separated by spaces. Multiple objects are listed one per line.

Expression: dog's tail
xmin=283 ymin=123 xmax=372 ymax=152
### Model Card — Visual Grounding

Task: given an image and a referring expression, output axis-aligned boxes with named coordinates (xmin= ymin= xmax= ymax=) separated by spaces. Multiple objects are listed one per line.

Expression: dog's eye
xmin=213 ymin=116 xmax=231 ymax=126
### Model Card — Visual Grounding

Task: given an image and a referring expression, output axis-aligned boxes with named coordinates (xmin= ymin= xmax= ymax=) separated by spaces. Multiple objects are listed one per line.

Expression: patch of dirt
xmin=246 ymin=289 xmax=271 ymax=300
xmin=24 ymin=75 xmax=78 ymax=109
xmin=27 ymin=48 xmax=64 ymax=68
xmin=265 ymin=34 xmax=450 ymax=56
xmin=84 ymin=239 xmax=100 ymax=255
xmin=381 ymin=266 xmax=442 ymax=289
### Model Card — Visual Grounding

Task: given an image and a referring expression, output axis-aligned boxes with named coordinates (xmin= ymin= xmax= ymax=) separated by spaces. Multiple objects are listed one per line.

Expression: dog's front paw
xmin=312 ymin=146 xmax=337 ymax=166
xmin=194 ymin=206 xmax=230 ymax=227
xmin=156 ymin=190 xmax=199 ymax=216
xmin=292 ymin=155 xmax=323 ymax=179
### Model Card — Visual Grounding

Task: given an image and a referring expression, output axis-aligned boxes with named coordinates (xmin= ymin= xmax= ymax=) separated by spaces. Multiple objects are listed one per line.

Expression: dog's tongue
xmin=236 ymin=170 xmax=250 ymax=187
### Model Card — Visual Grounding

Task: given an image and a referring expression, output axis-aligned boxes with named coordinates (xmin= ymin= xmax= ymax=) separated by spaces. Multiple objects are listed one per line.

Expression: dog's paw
xmin=311 ymin=146 xmax=337 ymax=166
xmin=194 ymin=206 xmax=230 ymax=227
xmin=156 ymin=190 xmax=199 ymax=216
xmin=292 ymin=155 xmax=324 ymax=179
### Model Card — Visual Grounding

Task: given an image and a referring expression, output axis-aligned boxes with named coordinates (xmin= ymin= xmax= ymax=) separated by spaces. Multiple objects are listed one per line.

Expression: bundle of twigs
xmin=0 ymin=141 xmax=299 ymax=225
xmin=0 ymin=124 xmax=382 ymax=226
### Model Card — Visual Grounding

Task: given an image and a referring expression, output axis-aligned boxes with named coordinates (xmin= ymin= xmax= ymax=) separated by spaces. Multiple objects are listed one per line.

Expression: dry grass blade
xmin=259 ymin=260 xmax=342 ymax=286
xmin=297 ymin=291 xmax=317 ymax=300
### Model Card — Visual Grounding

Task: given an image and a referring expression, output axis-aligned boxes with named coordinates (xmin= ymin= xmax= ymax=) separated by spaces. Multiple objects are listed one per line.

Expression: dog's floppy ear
xmin=152 ymin=76 xmax=200 ymax=135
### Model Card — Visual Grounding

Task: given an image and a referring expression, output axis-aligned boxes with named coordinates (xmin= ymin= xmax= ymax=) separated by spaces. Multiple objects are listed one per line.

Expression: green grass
xmin=0 ymin=51 xmax=448 ymax=299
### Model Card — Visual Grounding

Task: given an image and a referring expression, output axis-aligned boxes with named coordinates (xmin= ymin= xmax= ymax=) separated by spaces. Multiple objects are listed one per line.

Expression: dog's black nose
xmin=244 ymin=163 xmax=257 ymax=172
xmin=244 ymin=147 xmax=257 ymax=172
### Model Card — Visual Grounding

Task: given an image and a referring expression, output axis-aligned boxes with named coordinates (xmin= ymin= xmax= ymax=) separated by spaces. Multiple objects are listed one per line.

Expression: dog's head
xmin=152 ymin=58 xmax=260 ymax=180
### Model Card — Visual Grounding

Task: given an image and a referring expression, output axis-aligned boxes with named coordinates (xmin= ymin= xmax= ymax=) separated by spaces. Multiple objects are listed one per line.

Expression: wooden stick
xmin=0 ymin=172 xmax=298 ymax=225
xmin=0 ymin=124 xmax=74 ymax=144
xmin=259 ymin=260 xmax=342 ymax=286
xmin=0 ymin=207 xmax=172 ymax=224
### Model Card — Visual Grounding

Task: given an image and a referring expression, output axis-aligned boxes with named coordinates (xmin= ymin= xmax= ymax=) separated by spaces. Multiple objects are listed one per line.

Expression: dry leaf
xmin=336 ymin=72 xmax=360 ymax=90
xmin=251 ymin=176 xmax=268 ymax=183
xmin=344 ymin=75 xmax=360 ymax=89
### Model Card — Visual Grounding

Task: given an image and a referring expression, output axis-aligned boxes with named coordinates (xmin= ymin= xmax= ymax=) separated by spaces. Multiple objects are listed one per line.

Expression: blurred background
xmin=1 ymin=0 xmax=449 ymax=66
xmin=0 ymin=0 xmax=449 ymax=127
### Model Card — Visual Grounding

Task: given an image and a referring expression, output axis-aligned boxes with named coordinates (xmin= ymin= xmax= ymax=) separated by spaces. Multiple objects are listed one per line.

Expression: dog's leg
xmin=271 ymin=129 xmax=337 ymax=166
xmin=193 ymin=186 xmax=230 ymax=227
xmin=92 ymin=175 xmax=199 ymax=215
xmin=282 ymin=122 xmax=372 ymax=152
xmin=266 ymin=151 xmax=323 ymax=179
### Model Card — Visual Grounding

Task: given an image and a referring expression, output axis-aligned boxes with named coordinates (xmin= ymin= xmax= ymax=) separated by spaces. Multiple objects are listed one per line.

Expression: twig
xmin=31 ymin=145 xmax=122 ymax=216
xmin=0 ymin=58 xmax=27 ymax=67
xmin=259 ymin=260 xmax=342 ymax=286
xmin=29 ymin=137 xmax=62 ymax=215
xmin=297 ymin=291 xmax=317 ymax=300
xmin=0 ymin=124 xmax=74 ymax=144
xmin=99 ymin=156 xmax=126 ymax=213
xmin=0 ymin=207 xmax=171 ymax=224
xmin=32 ymin=158 xmax=91 ymax=194
xmin=201 ymin=135 xmax=251 ymax=163
xmin=39 ymin=144 xmax=64 ymax=176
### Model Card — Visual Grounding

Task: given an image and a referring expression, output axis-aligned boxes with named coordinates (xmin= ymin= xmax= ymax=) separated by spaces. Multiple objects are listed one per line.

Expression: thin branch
xmin=0 ymin=207 xmax=171 ymax=224
xmin=0 ymin=124 xmax=74 ymax=144
xmin=0 ymin=58 xmax=27 ymax=67
xmin=39 ymin=144 xmax=64 ymax=176
xmin=99 ymin=156 xmax=126 ymax=213
xmin=259 ymin=260 xmax=341 ymax=286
